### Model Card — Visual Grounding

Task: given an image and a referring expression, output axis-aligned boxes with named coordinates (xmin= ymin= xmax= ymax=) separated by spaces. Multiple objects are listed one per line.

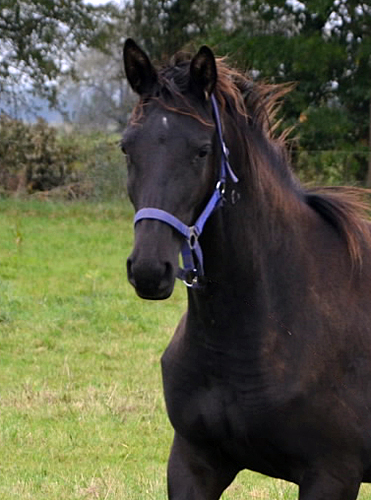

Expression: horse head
xmin=122 ymin=39 xmax=222 ymax=299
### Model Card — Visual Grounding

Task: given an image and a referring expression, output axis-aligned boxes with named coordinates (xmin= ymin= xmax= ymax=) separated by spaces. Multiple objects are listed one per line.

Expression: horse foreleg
xmin=298 ymin=465 xmax=362 ymax=500
xmin=167 ymin=432 xmax=237 ymax=500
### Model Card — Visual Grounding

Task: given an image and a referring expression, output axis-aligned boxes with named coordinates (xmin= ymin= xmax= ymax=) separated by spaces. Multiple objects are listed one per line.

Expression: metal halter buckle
xmin=216 ymin=180 xmax=226 ymax=196
xmin=183 ymin=269 xmax=198 ymax=287
xmin=188 ymin=226 xmax=199 ymax=250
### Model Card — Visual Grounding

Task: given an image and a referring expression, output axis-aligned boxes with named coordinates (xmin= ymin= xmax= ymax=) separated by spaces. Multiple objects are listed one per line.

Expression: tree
xmin=0 ymin=0 xmax=112 ymax=115
xmin=205 ymin=0 xmax=371 ymax=182
xmin=62 ymin=0 xmax=222 ymax=129
xmin=65 ymin=48 xmax=135 ymax=130
xmin=125 ymin=0 xmax=221 ymax=60
xmin=58 ymin=3 xmax=137 ymax=130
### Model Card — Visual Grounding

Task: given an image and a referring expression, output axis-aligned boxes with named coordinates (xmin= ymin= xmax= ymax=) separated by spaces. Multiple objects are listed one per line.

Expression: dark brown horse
xmin=122 ymin=38 xmax=371 ymax=499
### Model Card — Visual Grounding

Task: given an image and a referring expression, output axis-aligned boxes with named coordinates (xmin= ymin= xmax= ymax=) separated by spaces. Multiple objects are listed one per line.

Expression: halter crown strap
xmin=134 ymin=94 xmax=238 ymax=287
xmin=210 ymin=95 xmax=239 ymax=184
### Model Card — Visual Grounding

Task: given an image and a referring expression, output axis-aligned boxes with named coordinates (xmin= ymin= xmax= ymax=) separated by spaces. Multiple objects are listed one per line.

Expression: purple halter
xmin=133 ymin=95 xmax=238 ymax=287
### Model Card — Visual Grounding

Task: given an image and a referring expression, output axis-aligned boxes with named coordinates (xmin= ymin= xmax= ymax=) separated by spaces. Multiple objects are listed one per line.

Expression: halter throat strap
xmin=133 ymin=94 xmax=238 ymax=287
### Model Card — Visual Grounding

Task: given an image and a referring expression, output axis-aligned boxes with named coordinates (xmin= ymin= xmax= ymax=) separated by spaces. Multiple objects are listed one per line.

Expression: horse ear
xmin=123 ymin=38 xmax=157 ymax=95
xmin=190 ymin=46 xmax=217 ymax=98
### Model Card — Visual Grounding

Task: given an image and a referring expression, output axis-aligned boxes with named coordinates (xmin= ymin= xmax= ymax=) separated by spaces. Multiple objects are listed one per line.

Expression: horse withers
xmin=122 ymin=38 xmax=371 ymax=499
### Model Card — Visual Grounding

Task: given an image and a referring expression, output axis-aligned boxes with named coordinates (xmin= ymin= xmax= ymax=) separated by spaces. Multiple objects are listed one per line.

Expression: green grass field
xmin=0 ymin=199 xmax=370 ymax=499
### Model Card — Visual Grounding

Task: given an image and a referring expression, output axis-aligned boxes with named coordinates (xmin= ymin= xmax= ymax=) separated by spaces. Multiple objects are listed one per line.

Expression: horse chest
xmin=161 ymin=329 xmax=272 ymax=446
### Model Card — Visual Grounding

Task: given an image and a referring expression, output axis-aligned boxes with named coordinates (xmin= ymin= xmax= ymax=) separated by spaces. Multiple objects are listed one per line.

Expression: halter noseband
xmin=133 ymin=95 xmax=239 ymax=287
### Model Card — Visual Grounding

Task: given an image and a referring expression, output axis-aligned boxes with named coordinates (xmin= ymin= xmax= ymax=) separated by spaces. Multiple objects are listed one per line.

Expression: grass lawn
xmin=0 ymin=199 xmax=370 ymax=499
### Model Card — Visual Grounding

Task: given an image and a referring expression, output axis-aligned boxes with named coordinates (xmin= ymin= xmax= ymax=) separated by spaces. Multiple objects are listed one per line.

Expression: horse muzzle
xmin=127 ymin=220 xmax=180 ymax=299
xmin=127 ymin=255 xmax=176 ymax=300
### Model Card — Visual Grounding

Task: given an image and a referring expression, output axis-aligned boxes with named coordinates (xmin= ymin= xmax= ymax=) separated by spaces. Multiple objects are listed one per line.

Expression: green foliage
xmin=295 ymin=150 xmax=367 ymax=185
xmin=0 ymin=114 xmax=75 ymax=193
xmin=0 ymin=116 xmax=126 ymax=199
xmin=298 ymin=106 xmax=354 ymax=151
xmin=63 ymin=131 xmax=127 ymax=201
xmin=203 ymin=0 xmax=371 ymax=182
xmin=293 ymin=108 xmax=368 ymax=184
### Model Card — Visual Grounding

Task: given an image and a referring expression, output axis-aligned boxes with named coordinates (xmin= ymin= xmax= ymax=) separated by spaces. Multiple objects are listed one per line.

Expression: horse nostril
xmin=163 ymin=262 xmax=173 ymax=284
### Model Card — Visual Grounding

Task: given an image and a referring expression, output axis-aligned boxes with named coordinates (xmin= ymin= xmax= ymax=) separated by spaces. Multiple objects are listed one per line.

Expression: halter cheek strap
xmin=133 ymin=94 xmax=238 ymax=287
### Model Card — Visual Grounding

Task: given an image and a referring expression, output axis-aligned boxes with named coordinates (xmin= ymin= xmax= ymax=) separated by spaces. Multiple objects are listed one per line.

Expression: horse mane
xmin=213 ymin=59 xmax=292 ymax=142
xmin=131 ymin=53 xmax=371 ymax=269
xmin=305 ymin=187 xmax=371 ymax=269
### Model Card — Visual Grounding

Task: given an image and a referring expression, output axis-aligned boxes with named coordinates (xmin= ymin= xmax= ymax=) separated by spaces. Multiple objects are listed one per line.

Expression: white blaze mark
xmin=162 ymin=116 xmax=169 ymax=129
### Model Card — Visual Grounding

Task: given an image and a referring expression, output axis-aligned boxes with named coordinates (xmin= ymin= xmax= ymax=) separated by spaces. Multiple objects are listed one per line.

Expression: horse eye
xmin=198 ymin=146 xmax=211 ymax=159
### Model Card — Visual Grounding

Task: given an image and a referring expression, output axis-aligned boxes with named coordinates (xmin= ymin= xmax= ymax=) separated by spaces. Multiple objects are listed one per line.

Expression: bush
xmin=292 ymin=105 xmax=369 ymax=185
xmin=0 ymin=115 xmax=126 ymax=200
xmin=293 ymin=149 xmax=369 ymax=186
xmin=0 ymin=114 xmax=74 ymax=193
xmin=57 ymin=130 xmax=127 ymax=200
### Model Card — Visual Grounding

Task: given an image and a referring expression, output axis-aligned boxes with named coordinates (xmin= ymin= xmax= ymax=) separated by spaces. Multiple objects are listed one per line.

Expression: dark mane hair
xmin=130 ymin=53 xmax=371 ymax=269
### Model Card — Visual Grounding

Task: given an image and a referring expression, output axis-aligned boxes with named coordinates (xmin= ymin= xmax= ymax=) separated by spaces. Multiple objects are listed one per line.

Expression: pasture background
xmin=1 ymin=199 xmax=371 ymax=499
